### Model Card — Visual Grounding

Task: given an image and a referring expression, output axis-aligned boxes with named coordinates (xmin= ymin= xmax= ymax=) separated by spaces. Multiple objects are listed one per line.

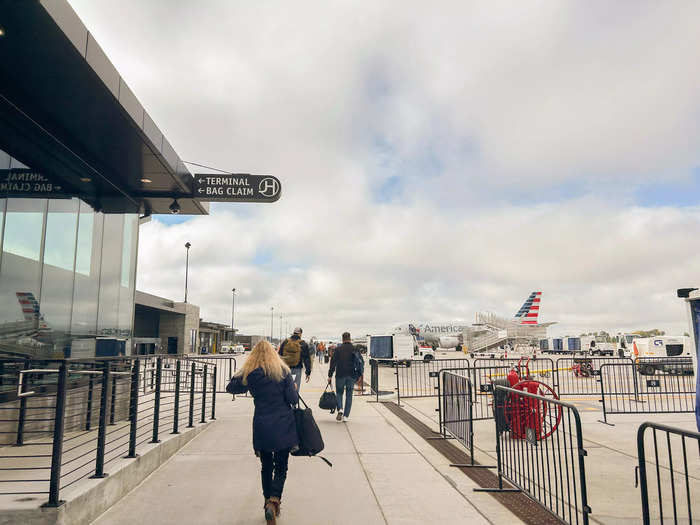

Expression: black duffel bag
xmin=318 ymin=385 xmax=337 ymax=413
xmin=292 ymin=395 xmax=332 ymax=467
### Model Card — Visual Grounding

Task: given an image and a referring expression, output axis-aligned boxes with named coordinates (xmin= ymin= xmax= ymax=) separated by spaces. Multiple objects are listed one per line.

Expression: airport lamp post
xmin=279 ymin=313 xmax=283 ymax=342
xmin=270 ymin=307 xmax=274 ymax=343
xmin=231 ymin=288 xmax=236 ymax=343
xmin=184 ymin=242 xmax=191 ymax=303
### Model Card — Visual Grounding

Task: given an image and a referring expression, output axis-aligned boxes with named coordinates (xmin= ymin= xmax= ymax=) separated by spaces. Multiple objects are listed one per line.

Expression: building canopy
xmin=0 ymin=0 xmax=208 ymax=215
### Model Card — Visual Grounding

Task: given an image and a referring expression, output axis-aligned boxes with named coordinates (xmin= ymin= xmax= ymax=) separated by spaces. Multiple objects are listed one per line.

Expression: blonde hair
xmin=236 ymin=340 xmax=290 ymax=385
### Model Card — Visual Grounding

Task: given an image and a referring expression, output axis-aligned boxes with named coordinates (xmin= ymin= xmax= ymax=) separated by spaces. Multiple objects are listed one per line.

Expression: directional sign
xmin=193 ymin=173 xmax=281 ymax=203
xmin=0 ymin=169 xmax=69 ymax=197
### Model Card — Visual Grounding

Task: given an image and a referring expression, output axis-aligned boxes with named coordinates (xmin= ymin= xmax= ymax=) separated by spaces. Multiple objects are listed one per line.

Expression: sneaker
xmin=343 ymin=416 xmax=349 ymax=422
xmin=336 ymin=410 xmax=343 ymax=422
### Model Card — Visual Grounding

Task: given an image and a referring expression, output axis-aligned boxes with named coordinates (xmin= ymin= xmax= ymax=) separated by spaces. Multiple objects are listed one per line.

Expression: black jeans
xmin=260 ymin=449 xmax=290 ymax=499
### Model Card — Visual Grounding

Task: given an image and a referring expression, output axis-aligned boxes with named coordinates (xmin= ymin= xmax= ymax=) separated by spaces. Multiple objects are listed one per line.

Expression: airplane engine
xmin=438 ymin=336 xmax=459 ymax=349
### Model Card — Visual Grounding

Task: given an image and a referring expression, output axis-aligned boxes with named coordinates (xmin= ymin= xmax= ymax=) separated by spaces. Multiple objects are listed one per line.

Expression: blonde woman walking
xmin=227 ymin=340 xmax=299 ymax=524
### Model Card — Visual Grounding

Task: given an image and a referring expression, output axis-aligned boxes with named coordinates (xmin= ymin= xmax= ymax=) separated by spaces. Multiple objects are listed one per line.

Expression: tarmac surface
xmin=90 ymin=357 xmax=524 ymax=525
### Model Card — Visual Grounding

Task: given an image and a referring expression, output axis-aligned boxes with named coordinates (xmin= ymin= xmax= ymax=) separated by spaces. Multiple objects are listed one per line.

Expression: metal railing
xmin=183 ymin=355 xmax=236 ymax=393
xmin=0 ymin=356 xmax=216 ymax=506
xmin=476 ymin=385 xmax=591 ymax=525
xmin=432 ymin=368 xmax=495 ymax=470
xmin=598 ymin=362 xmax=695 ymax=425
xmin=636 ymin=422 xmax=700 ymax=525
xmin=470 ymin=358 xmax=556 ymax=421
xmin=555 ymin=357 xmax=633 ymax=396
xmin=394 ymin=358 xmax=471 ymax=402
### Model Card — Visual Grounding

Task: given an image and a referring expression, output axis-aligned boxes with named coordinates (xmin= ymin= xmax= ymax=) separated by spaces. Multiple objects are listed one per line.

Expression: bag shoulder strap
xmin=296 ymin=393 xmax=309 ymax=409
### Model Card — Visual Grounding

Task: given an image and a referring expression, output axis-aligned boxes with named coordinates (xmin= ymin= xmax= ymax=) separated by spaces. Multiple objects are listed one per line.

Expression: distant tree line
xmin=576 ymin=329 xmax=673 ymax=343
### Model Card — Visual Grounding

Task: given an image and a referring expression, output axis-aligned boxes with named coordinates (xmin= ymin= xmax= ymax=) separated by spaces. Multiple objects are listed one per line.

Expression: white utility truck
xmin=632 ymin=336 xmax=693 ymax=375
xmin=368 ymin=334 xmax=434 ymax=365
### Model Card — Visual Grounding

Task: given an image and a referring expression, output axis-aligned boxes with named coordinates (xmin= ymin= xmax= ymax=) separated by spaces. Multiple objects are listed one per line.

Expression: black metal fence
xmin=477 ymin=385 xmax=591 ymax=525
xmin=598 ymin=362 xmax=695 ymax=424
xmin=184 ymin=355 xmax=236 ymax=393
xmin=434 ymin=368 xmax=496 ymax=470
xmin=395 ymin=358 xmax=471 ymax=402
xmin=555 ymin=357 xmax=632 ymax=396
xmin=0 ymin=356 xmax=216 ymax=506
xmin=470 ymin=358 xmax=557 ymax=421
xmin=636 ymin=422 xmax=700 ymax=525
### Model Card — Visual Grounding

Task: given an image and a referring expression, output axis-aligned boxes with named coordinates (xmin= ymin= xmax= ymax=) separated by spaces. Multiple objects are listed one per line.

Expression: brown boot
xmin=264 ymin=498 xmax=277 ymax=524
xmin=269 ymin=496 xmax=281 ymax=517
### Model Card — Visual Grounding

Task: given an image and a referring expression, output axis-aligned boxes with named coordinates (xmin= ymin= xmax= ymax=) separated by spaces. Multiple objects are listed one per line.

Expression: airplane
xmin=0 ymin=292 xmax=54 ymax=347
xmin=393 ymin=292 xmax=552 ymax=351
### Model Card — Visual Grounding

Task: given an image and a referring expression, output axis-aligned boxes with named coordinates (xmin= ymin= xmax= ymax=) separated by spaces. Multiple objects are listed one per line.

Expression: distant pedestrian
xmin=279 ymin=327 xmax=312 ymax=391
xmin=328 ymin=332 xmax=363 ymax=422
xmin=227 ymin=340 xmax=298 ymax=524
xmin=317 ymin=341 xmax=325 ymax=362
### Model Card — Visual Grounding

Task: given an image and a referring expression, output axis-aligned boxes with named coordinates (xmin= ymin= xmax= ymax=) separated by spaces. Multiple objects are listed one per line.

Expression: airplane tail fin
xmin=514 ymin=292 xmax=541 ymax=325
xmin=16 ymin=292 xmax=41 ymax=321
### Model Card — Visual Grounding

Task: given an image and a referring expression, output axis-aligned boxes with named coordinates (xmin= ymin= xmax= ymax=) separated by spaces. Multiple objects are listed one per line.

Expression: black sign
xmin=646 ymin=379 xmax=661 ymax=388
xmin=193 ymin=173 xmax=281 ymax=203
xmin=428 ymin=371 xmax=439 ymax=378
xmin=480 ymin=384 xmax=493 ymax=393
xmin=592 ymin=369 xmax=601 ymax=376
xmin=0 ymin=169 xmax=68 ymax=197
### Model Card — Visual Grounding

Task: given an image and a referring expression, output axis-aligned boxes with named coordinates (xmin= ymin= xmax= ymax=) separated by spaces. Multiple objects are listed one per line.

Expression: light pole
xmin=279 ymin=313 xmax=283 ymax=342
xmin=231 ymin=288 xmax=236 ymax=343
xmin=270 ymin=307 xmax=274 ymax=343
xmin=184 ymin=242 xmax=191 ymax=303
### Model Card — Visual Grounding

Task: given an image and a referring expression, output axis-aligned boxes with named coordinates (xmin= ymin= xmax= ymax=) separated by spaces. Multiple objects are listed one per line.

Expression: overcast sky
xmin=68 ymin=1 xmax=700 ymax=339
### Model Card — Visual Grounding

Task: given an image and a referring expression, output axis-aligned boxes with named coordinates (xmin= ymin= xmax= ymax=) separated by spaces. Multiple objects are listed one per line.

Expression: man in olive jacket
xmin=328 ymin=332 xmax=357 ymax=422
xmin=279 ymin=327 xmax=312 ymax=391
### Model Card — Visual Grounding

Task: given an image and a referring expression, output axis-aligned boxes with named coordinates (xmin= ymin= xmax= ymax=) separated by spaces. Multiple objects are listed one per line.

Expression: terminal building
xmin=0 ymin=1 xmax=208 ymax=359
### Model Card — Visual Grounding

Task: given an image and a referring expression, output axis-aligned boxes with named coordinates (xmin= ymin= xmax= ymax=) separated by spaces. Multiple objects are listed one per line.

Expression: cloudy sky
xmin=69 ymin=1 xmax=700 ymax=339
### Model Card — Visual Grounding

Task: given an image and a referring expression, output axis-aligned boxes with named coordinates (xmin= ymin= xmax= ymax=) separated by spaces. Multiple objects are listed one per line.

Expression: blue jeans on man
xmin=291 ymin=366 xmax=303 ymax=391
xmin=335 ymin=376 xmax=355 ymax=417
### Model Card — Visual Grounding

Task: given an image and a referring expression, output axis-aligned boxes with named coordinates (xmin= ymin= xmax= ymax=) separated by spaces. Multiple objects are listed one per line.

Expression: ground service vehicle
xmin=369 ymin=334 xmax=432 ymax=364
xmin=633 ymin=336 xmax=693 ymax=375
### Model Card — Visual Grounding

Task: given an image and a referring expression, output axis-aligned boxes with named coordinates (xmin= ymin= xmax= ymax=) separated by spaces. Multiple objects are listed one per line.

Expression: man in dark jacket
xmin=328 ymin=332 xmax=358 ymax=422
xmin=279 ymin=327 xmax=312 ymax=391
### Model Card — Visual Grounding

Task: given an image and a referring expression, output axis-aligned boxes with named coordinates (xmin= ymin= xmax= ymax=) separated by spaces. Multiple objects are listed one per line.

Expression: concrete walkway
xmin=91 ymin=363 xmax=520 ymax=525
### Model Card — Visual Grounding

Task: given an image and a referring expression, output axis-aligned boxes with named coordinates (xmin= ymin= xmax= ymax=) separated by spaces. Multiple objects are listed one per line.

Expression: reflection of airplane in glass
xmin=0 ymin=293 xmax=53 ymax=347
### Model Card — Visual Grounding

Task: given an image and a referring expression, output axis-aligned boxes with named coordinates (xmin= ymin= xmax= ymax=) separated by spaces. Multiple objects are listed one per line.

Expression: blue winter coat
xmin=228 ymin=368 xmax=299 ymax=452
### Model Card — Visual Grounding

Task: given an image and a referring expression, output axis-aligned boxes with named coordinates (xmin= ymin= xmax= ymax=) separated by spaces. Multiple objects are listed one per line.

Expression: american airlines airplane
xmin=393 ymin=292 xmax=550 ymax=351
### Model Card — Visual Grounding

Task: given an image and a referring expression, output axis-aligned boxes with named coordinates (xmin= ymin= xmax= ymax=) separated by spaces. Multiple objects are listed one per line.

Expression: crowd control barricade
xmin=470 ymin=364 xmax=512 ymax=420
xmin=473 ymin=358 xmax=556 ymax=382
xmin=433 ymin=368 xmax=494 ymax=469
xmin=634 ymin=356 xmax=694 ymax=377
xmin=636 ymin=422 xmax=700 ymax=525
xmin=394 ymin=358 xmax=470 ymax=402
xmin=556 ymin=357 xmax=633 ymax=396
xmin=0 ymin=355 xmax=216 ymax=507
xmin=475 ymin=385 xmax=591 ymax=525
xmin=470 ymin=358 xmax=556 ymax=421
xmin=598 ymin=362 xmax=695 ymax=425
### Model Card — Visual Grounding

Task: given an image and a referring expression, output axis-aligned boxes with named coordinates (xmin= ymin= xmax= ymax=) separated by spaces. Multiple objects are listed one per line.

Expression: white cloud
xmin=67 ymin=0 xmax=700 ymax=339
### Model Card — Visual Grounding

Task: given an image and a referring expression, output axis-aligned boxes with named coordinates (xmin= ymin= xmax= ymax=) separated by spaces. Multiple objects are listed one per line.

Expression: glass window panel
xmin=97 ymin=214 xmax=123 ymax=336
xmin=0 ymin=199 xmax=46 ymax=353
xmin=0 ymin=198 xmax=6 ymax=257
xmin=71 ymin=203 xmax=103 ymax=337
xmin=43 ymin=198 xmax=79 ymax=270
xmin=118 ymin=214 xmax=138 ymax=338
xmin=39 ymin=199 xmax=79 ymax=348
xmin=2 ymin=198 xmax=45 ymax=261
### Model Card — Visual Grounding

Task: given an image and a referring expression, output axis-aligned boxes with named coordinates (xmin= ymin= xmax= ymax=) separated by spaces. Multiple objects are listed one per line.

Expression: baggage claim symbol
xmin=258 ymin=177 xmax=280 ymax=198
